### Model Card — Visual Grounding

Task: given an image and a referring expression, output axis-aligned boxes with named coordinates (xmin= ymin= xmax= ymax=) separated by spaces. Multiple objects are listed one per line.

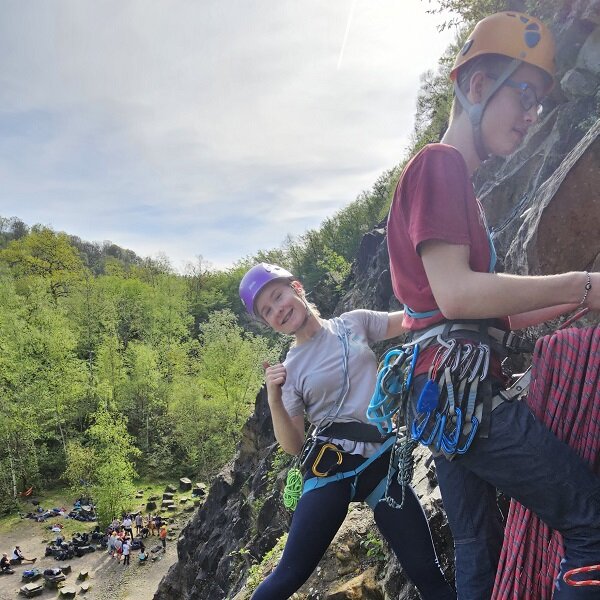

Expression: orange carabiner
xmin=564 ymin=564 xmax=600 ymax=587
xmin=311 ymin=443 xmax=343 ymax=477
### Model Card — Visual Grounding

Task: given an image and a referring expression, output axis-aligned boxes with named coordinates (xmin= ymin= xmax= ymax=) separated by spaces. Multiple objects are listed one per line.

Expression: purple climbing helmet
xmin=239 ymin=263 xmax=294 ymax=318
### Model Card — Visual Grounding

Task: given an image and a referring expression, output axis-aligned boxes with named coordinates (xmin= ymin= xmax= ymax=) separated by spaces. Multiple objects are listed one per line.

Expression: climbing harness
xmin=564 ymin=564 xmax=600 ymax=587
xmin=366 ymin=317 xmax=537 ymax=507
xmin=302 ymin=436 xmax=396 ymax=497
xmin=282 ymin=317 xmax=393 ymax=510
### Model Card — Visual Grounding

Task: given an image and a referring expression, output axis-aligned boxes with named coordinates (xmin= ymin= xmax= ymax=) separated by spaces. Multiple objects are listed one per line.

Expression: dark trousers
xmin=123 ymin=553 xmax=130 ymax=565
xmin=251 ymin=449 xmax=455 ymax=600
xmin=411 ymin=375 xmax=600 ymax=600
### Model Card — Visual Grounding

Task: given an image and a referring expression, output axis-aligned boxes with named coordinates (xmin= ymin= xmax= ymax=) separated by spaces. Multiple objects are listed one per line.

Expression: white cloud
xmin=0 ymin=0 xmax=457 ymax=269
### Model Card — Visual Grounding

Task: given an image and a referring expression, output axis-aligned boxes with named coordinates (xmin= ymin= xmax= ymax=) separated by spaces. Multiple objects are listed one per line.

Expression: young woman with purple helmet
xmin=239 ymin=263 xmax=456 ymax=599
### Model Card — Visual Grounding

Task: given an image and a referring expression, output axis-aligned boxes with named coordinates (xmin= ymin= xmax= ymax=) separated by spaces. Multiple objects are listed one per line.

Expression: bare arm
xmin=420 ymin=241 xmax=599 ymax=320
xmin=508 ymin=304 xmax=578 ymax=330
xmin=263 ymin=363 xmax=305 ymax=455
xmin=383 ymin=311 xmax=407 ymax=339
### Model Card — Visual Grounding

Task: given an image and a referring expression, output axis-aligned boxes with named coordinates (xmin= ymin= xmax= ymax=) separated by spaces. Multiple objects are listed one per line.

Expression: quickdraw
xmin=564 ymin=564 xmax=600 ymax=587
xmin=412 ymin=338 xmax=490 ymax=456
xmin=367 ymin=345 xmax=419 ymax=435
xmin=366 ymin=344 xmax=421 ymax=508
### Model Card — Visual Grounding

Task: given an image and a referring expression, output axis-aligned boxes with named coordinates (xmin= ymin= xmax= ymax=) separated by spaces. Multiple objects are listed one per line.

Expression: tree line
xmin=0 ymin=165 xmax=394 ymax=518
xmin=0 ymin=224 xmax=283 ymax=517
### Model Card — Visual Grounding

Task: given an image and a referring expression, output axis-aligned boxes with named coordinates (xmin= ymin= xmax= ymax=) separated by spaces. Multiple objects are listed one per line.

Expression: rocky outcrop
xmin=506 ymin=117 xmax=600 ymax=276
xmin=154 ymin=389 xmax=291 ymax=600
xmin=155 ymin=3 xmax=600 ymax=599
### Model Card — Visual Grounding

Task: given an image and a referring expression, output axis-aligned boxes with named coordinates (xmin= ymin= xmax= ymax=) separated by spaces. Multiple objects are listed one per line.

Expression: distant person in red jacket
xmin=159 ymin=524 xmax=167 ymax=551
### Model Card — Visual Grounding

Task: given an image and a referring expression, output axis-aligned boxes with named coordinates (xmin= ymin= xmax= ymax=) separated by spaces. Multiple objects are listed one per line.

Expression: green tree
xmin=427 ymin=0 xmax=511 ymax=29
xmin=199 ymin=310 xmax=281 ymax=433
xmin=87 ymin=407 xmax=140 ymax=526
xmin=167 ymin=310 xmax=281 ymax=478
xmin=95 ymin=332 xmax=125 ymax=407
xmin=169 ymin=378 xmax=229 ymax=477
xmin=0 ymin=276 xmax=42 ymax=510
xmin=63 ymin=441 xmax=97 ymax=500
xmin=0 ymin=227 xmax=87 ymax=300
xmin=121 ymin=341 xmax=163 ymax=453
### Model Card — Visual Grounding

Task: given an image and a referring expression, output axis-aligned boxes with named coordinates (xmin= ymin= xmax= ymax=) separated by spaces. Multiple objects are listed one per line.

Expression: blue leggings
xmin=251 ymin=451 xmax=455 ymax=599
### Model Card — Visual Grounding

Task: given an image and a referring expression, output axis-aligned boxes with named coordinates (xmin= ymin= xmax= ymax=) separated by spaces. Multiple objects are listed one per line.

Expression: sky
xmin=0 ymin=1 xmax=457 ymax=271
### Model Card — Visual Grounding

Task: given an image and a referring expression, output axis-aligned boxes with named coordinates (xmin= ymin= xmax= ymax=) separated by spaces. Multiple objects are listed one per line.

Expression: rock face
xmin=155 ymin=4 xmax=600 ymax=599
xmin=154 ymin=389 xmax=291 ymax=600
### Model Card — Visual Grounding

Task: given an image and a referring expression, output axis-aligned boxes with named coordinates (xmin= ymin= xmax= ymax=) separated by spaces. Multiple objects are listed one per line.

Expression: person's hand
xmin=263 ymin=362 xmax=287 ymax=396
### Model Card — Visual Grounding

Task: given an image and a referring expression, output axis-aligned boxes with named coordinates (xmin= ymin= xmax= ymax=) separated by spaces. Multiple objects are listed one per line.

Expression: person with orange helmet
xmin=449 ymin=11 xmax=555 ymax=162
xmin=386 ymin=11 xmax=600 ymax=599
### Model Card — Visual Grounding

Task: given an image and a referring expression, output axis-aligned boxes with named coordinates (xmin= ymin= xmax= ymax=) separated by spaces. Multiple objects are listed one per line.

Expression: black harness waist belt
xmin=319 ymin=421 xmax=394 ymax=443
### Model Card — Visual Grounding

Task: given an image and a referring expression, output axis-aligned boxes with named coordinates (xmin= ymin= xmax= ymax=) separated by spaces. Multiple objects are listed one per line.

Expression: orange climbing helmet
xmin=450 ymin=11 xmax=556 ymax=92
xmin=450 ymin=11 xmax=556 ymax=161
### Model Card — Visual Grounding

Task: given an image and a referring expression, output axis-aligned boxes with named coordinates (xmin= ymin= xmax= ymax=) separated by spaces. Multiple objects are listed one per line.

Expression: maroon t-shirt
xmin=387 ymin=143 xmax=503 ymax=377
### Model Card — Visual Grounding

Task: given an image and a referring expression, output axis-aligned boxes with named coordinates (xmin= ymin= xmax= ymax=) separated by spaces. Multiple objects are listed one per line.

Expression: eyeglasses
xmin=487 ymin=74 xmax=543 ymax=116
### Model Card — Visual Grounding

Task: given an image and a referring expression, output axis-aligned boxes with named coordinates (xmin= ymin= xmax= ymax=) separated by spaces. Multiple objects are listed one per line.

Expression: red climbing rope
xmin=564 ymin=564 xmax=600 ymax=587
xmin=492 ymin=323 xmax=600 ymax=599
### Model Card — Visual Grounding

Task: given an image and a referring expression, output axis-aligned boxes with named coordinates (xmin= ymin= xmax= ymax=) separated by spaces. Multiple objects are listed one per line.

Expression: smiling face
xmin=254 ymin=279 xmax=309 ymax=334
xmin=479 ymin=63 xmax=547 ymax=157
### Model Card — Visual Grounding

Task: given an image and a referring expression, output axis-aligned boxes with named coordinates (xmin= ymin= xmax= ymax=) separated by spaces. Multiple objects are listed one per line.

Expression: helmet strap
xmin=454 ymin=58 xmax=522 ymax=162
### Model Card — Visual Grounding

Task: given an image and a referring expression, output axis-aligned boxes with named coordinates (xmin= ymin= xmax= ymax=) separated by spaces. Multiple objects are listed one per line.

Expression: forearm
xmin=508 ymin=303 xmax=578 ymax=330
xmin=384 ymin=311 xmax=407 ymax=339
xmin=267 ymin=388 xmax=304 ymax=455
xmin=434 ymin=270 xmax=588 ymax=320
xmin=421 ymin=242 xmax=595 ymax=320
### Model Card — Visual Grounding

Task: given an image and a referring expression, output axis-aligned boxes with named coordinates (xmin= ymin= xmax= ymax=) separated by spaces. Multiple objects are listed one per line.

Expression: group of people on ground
xmin=239 ymin=11 xmax=600 ymax=600
xmin=0 ymin=546 xmax=37 ymax=574
xmin=107 ymin=514 xmax=168 ymax=566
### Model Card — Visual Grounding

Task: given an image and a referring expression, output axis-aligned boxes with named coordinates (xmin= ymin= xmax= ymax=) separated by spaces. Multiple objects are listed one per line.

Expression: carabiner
xmin=478 ymin=344 xmax=490 ymax=381
xmin=468 ymin=344 xmax=488 ymax=383
xmin=431 ymin=340 xmax=456 ymax=380
xmin=456 ymin=416 xmax=479 ymax=455
xmin=411 ymin=410 xmax=434 ymax=442
xmin=385 ymin=348 xmax=408 ymax=369
xmin=404 ymin=344 xmax=420 ymax=391
xmin=381 ymin=367 xmax=404 ymax=398
xmin=311 ymin=443 xmax=343 ymax=477
xmin=432 ymin=413 xmax=447 ymax=452
xmin=412 ymin=409 xmax=445 ymax=447
xmin=457 ymin=343 xmax=476 ymax=380
xmin=564 ymin=564 xmax=600 ymax=587
xmin=441 ymin=407 xmax=463 ymax=454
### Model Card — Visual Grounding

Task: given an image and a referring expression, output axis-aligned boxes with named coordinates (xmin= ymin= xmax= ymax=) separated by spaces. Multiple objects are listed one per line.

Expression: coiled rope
xmin=282 ymin=467 xmax=303 ymax=511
